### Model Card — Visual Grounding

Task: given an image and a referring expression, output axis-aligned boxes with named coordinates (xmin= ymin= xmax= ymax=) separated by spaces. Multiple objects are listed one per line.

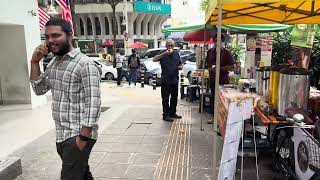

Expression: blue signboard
xmin=134 ymin=1 xmax=171 ymax=15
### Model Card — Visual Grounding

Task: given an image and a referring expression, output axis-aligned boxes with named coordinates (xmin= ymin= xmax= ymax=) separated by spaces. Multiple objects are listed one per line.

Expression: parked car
xmin=139 ymin=60 xmax=162 ymax=86
xmin=90 ymin=57 xmax=118 ymax=80
xmin=139 ymin=48 xmax=166 ymax=62
xmin=183 ymin=55 xmax=197 ymax=83
xmin=139 ymin=47 xmax=180 ymax=62
xmin=179 ymin=50 xmax=194 ymax=64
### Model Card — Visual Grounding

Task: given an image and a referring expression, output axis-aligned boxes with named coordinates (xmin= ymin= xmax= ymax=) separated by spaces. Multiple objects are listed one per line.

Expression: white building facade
xmin=0 ymin=0 xmax=46 ymax=108
xmin=74 ymin=0 xmax=171 ymax=50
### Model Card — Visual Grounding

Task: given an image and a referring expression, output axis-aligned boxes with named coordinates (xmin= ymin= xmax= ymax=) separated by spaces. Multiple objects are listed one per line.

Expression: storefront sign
xmin=134 ymin=1 xmax=171 ymax=15
xmin=291 ymin=24 xmax=318 ymax=48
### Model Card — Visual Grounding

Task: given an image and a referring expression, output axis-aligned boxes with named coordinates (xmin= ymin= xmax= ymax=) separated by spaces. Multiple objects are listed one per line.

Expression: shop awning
xmin=161 ymin=24 xmax=214 ymax=33
xmin=183 ymin=29 xmax=214 ymax=44
xmin=162 ymin=23 xmax=292 ymax=33
xmin=206 ymin=0 xmax=320 ymax=25
xmin=223 ymin=24 xmax=292 ymax=32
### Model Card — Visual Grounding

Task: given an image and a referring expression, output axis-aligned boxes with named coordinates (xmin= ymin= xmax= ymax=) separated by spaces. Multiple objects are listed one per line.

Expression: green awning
xmin=161 ymin=24 xmax=214 ymax=33
xmin=162 ymin=24 xmax=292 ymax=33
xmin=223 ymin=24 xmax=293 ymax=32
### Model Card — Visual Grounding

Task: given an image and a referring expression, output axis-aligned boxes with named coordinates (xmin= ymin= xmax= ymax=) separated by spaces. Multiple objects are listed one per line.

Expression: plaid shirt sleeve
xmin=30 ymin=72 xmax=51 ymax=95
xmin=80 ymin=60 xmax=101 ymax=128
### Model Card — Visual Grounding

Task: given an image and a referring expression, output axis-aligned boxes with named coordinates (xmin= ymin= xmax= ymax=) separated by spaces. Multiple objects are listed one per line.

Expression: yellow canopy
xmin=206 ymin=0 xmax=320 ymax=25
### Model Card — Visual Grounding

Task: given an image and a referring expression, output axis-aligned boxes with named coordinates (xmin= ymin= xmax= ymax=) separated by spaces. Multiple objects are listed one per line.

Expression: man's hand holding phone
xmin=31 ymin=43 xmax=49 ymax=64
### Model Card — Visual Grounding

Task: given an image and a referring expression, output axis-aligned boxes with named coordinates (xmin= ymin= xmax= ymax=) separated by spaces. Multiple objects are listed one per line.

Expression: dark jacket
xmin=128 ymin=54 xmax=140 ymax=68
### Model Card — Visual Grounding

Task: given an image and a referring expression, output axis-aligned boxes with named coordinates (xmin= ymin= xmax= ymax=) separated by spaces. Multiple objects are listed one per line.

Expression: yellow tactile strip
xmin=155 ymin=105 xmax=192 ymax=180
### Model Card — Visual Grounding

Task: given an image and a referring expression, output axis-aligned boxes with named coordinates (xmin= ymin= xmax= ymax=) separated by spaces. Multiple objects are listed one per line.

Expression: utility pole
xmin=105 ymin=0 xmax=122 ymax=68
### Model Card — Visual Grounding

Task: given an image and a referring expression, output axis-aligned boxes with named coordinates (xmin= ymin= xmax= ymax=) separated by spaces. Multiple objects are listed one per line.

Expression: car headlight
xmin=157 ymin=74 xmax=161 ymax=78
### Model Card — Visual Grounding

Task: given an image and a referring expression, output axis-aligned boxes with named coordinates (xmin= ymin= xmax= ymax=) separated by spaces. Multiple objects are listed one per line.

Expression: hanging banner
xmin=291 ymin=24 xmax=318 ymax=48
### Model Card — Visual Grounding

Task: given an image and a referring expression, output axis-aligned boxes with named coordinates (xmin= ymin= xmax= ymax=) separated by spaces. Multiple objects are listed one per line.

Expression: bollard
xmin=152 ymin=74 xmax=157 ymax=90
xmin=141 ymin=68 xmax=145 ymax=88
xmin=180 ymin=73 xmax=185 ymax=99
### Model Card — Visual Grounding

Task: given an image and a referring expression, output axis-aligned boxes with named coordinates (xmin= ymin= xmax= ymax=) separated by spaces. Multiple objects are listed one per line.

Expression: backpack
xmin=129 ymin=55 xmax=138 ymax=68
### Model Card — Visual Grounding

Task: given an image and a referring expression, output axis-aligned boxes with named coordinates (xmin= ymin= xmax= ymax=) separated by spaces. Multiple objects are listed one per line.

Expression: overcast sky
xmin=171 ymin=0 xmax=205 ymax=26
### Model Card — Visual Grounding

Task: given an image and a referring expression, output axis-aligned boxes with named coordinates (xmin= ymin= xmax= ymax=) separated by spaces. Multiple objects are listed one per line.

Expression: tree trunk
xmin=112 ymin=4 xmax=117 ymax=68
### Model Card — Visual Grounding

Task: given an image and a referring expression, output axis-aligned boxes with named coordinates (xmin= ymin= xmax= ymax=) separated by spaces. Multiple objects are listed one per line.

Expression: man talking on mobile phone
xmin=153 ymin=39 xmax=183 ymax=122
xmin=29 ymin=18 xmax=101 ymax=180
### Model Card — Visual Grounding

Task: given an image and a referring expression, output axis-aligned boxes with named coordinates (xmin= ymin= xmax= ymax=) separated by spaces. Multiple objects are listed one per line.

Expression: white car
xmin=183 ymin=59 xmax=197 ymax=82
xmin=90 ymin=57 xmax=118 ymax=80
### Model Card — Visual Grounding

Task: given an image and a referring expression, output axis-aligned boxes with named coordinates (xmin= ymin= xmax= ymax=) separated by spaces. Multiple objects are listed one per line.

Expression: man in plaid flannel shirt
xmin=30 ymin=18 xmax=101 ymax=180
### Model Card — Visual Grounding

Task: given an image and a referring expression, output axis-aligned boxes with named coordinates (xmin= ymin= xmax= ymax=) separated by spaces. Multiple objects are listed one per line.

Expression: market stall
xmin=206 ymin=0 xmax=320 ymax=179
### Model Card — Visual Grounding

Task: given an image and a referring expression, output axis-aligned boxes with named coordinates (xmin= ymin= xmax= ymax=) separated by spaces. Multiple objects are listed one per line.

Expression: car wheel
xmin=105 ymin=73 xmax=114 ymax=81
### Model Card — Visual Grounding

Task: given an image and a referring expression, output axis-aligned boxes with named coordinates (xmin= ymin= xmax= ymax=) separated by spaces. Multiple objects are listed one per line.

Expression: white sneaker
xmin=130 ymin=84 xmax=135 ymax=88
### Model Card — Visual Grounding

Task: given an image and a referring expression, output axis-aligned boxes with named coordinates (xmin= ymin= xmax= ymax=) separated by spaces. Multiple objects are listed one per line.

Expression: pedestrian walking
xmin=128 ymin=49 xmax=140 ymax=87
xmin=153 ymin=39 xmax=183 ymax=121
xmin=115 ymin=49 xmax=125 ymax=86
xmin=29 ymin=18 xmax=101 ymax=180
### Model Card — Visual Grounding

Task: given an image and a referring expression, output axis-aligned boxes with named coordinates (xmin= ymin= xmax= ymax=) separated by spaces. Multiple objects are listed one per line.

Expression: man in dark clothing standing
xmin=153 ymin=39 xmax=183 ymax=121
xmin=206 ymin=34 xmax=235 ymax=123
xmin=128 ymin=49 xmax=141 ymax=87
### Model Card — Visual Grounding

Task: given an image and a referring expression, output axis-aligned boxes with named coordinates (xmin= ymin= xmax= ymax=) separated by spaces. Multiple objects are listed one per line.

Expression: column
xmin=148 ymin=14 xmax=158 ymax=36
xmin=89 ymin=14 xmax=96 ymax=37
xmin=80 ymin=15 xmax=88 ymax=37
xmin=106 ymin=14 xmax=113 ymax=36
xmin=155 ymin=15 xmax=169 ymax=37
xmin=74 ymin=15 xmax=81 ymax=36
xmin=135 ymin=13 xmax=145 ymax=36
xmin=142 ymin=14 xmax=152 ymax=37
xmin=116 ymin=14 xmax=121 ymax=35
xmin=98 ymin=14 xmax=106 ymax=37
xmin=127 ymin=12 xmax=138 ymax=36
xmin=149 ymin=15 xmax=160 ymax=37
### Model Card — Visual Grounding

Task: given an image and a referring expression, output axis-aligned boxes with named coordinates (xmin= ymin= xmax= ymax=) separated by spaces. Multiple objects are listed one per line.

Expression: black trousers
xmin=161 ymin=83 xmax=178 ymax=117
xmin=117 ymin=67 xmax=122 ymax=85
xmin=56 ymin=136 xmax=96 ymax=180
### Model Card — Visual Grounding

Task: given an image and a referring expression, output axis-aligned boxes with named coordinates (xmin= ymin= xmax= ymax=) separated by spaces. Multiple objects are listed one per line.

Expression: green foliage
xmin=312 ymin=34 xmax=320 ymax=58
xmin=230 ymin=45 xmax=244 ymax=63
xmin=271 ymin=31 xmax=291 ymax=64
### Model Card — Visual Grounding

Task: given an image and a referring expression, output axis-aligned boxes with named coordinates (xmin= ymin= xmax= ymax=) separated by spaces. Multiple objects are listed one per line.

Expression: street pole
xmin=112 ymin=3 xmax=117 ymax=68
xmin=123 ymin=0 xmax=129 ymax=55
xmin=212 ymin=1 xmax=222 ymax=179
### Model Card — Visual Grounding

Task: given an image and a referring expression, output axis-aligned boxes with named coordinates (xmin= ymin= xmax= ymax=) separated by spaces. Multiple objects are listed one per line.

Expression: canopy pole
xmin=212 ymin=1 xmax=222 ymax=179
xmin=200 ymin=26 xmax=207 ymax=131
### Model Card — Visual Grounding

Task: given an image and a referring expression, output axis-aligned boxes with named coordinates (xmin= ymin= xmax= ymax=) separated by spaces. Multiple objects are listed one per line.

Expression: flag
xmin=55 ymin=0 xmax=74 ymax=33
xmin=38 ymin=6 xmax=50 ymax=30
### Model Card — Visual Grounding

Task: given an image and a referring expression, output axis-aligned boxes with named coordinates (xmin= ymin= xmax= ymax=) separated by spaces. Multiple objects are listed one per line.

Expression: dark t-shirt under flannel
xmin=159 ymin=51 xmax=182 ymax=85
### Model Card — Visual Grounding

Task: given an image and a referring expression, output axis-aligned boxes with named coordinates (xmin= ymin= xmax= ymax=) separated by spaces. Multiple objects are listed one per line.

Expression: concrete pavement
xmin=0 ymin=81 xmax=216 ymax=180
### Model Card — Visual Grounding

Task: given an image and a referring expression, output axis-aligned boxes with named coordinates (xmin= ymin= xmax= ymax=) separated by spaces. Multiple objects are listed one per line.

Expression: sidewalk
xmin=6 ymin=82 xmax=216 ymax=180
